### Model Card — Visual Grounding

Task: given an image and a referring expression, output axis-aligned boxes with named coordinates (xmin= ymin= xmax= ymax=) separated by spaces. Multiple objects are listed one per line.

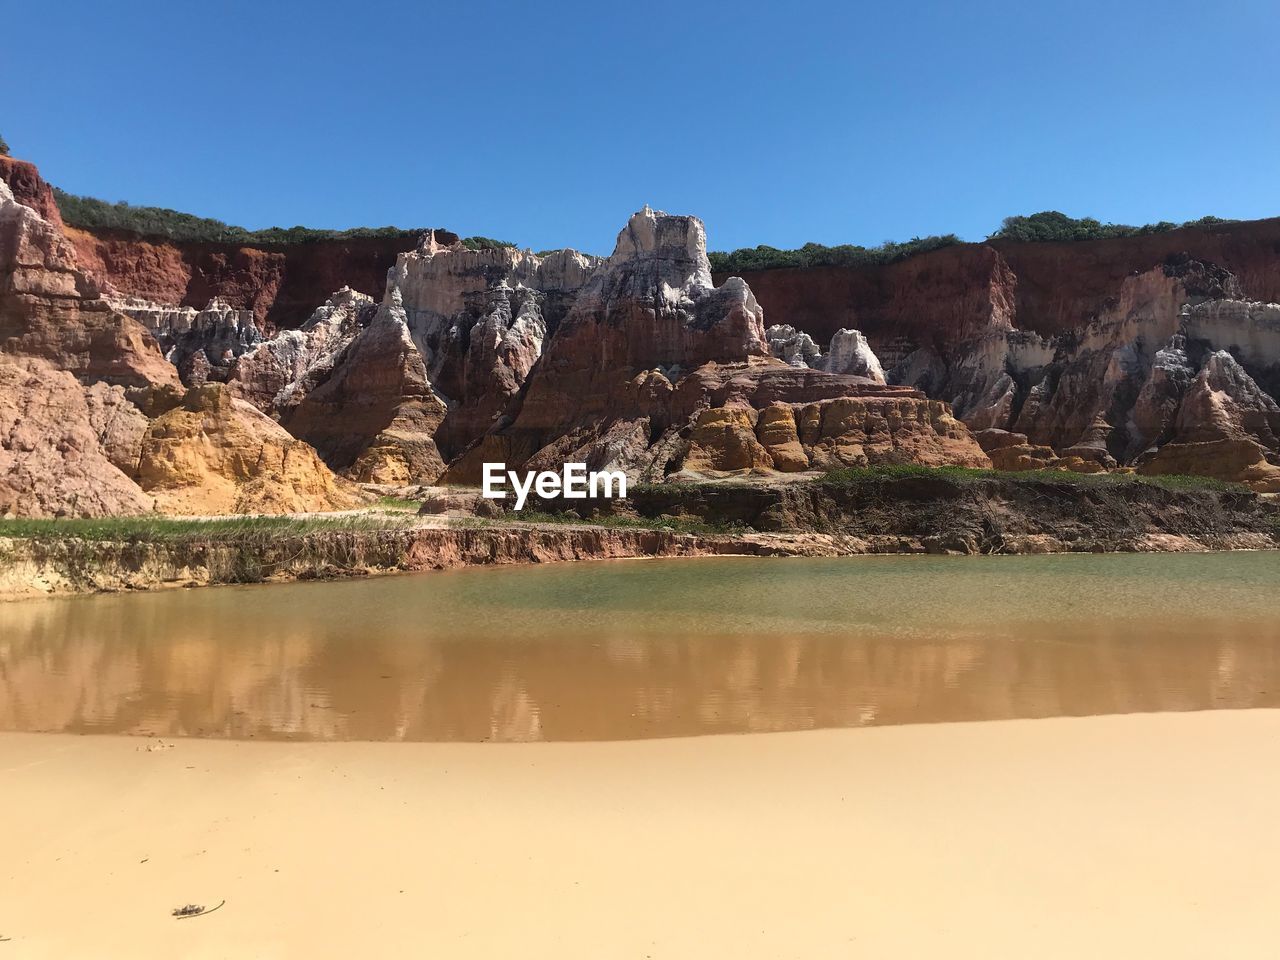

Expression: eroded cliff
xmin=0 ymin=172 xmax=358 ymax=518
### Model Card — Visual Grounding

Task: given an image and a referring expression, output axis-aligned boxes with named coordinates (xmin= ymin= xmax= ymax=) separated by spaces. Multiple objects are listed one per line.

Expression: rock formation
xmin=1136 ymin=351 xmax=1280 ymax=490
xmin=227 ymin=286 xmax=376 ymax=411
xmin=136 ymin=384 xmax=361 ymax=514
xmin=384 ymin=234 xmax=600 ymax=456
xmin=722 ymin=229 xmax=1280 ymax=486
xmin=65 ymin=225 xmax=438 ymax=329
xmin=109 ymin=295 xmax=262 ymax=384
xmin=447 ymin=207 xmax=989 ymax=482
xmin=0 ymin=359 xmax=154 ymax=518
xmin=16 ymin=140 xmax=1280 ymax=504
xmin=0 ymin=179 xmax=178 ymax=387
xmin=766 ymin=324 xmax=887 ymax=382
xmin=0 ymin=166 xmax=358 ymax=517
xmin=0 ymin=156 xmax=64 ymax=228
xmin=281 ymin=292 xmax=448 ymax=484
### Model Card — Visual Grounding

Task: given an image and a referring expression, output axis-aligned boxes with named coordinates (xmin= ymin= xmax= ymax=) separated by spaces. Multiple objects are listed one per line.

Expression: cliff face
xmin=385 ymin=234 xmax=601 ymax=458
xmin=0 ymin=170 xmax=357 ymax=518
xmin=64 ymin=225 xmax=442 ymax=330
xmin=723 ymin=220 xmax=1280 ymax=487
xmin=0 ymin=156 xmax=64 ymax=229
xmin=12 ymin=144 xmax=1280 ymax=509
xmin=446 ymin=207 xmax=988 ymax=482
xmin=0 ymin=179 xmax=177 ymax=388
xmin=720 ymin=218 xmax=1280 ymax=348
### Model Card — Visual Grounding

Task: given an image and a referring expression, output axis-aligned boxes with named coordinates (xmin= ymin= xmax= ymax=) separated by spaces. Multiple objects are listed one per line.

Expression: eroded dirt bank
xmin=3 ymin=474 xmax=1277 ymax=600
xmin=0 ymin=524 xmax=823 ymax=601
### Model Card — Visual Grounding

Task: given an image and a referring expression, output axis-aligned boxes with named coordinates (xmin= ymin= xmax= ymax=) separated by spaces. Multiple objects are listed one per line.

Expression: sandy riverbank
xmin=3 ymin=711 xmax=1279 ymax=958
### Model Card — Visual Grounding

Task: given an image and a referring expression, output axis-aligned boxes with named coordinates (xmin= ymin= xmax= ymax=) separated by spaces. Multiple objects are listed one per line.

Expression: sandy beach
xmin=3 ymin=711 xmax=1279 ymax=958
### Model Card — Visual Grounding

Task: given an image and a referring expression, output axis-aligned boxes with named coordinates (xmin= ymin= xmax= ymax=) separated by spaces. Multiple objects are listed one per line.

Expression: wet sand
xmin=3 ymin=710 xmax=1279 ymax=958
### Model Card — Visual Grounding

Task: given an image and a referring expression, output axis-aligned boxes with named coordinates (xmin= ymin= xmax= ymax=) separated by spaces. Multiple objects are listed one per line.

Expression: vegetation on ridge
xmin=51 ymin=188 xmax=519 ymax=250
xmin=0 ymin=134 xmax=10 ymax=157
xmin=708 ymin=234 xmax=963 ymax=275
xmin=40 ymin=182 xmax=1249 ymax=272
xmin=708 ymin=212 xmax=1241 ymax=274
xmin=52 ymin=189 xmax=426 ymax=245
xmin=460 ymin=236 xmax=517 ymax=251
xmin=988 ymin=211 xmax=1238 ymax=244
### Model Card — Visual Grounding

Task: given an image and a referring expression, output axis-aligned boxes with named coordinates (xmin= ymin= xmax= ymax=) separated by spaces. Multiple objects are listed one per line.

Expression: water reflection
xmin=2 ymin=554 xmax=1279 ymax=741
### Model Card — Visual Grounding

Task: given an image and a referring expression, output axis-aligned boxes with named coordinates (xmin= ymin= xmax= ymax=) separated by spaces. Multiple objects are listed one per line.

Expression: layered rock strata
xmin=65 ymin=225 xmax=436 ymax=328
xmin=385 ymin=233 xmax=600 ymax=456
xmin=0 ymin=179 xmax=178 ymax=388
xmin=0 ymin=171 xmax=357 ymax=517
xmin=727 ymin=235 xmax=1280 ymax=487
xmin=766 ymin=324 xmax=887 ymax=382
xmin=109 ymin=295 xmax=262 ymax=384
xmin=447 ymin=207 xmax=988 ymax=482
xmin=280 ymin=291 xmax=448 ymax=484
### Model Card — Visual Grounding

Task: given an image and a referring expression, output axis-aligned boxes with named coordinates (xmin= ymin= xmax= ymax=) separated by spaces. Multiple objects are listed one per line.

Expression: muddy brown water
xmin=2 ymin=553 xmax=1279 ymax=741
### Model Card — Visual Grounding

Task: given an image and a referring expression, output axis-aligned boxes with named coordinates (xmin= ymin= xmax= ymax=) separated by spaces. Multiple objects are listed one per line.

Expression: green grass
xmin=508 ymin=510 xmax=745 ymax=536
xmin=0 ymin=513 xmax=414 ymax=543
xmin=816 ymin=464 xmax=1239 ymax=492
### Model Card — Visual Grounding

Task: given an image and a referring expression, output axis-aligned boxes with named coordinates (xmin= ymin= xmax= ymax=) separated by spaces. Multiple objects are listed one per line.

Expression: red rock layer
xmin=0 ymin=157 xmax=63 ymax=229
xmin=718 ymin=218 xmax=1280 ymax=351
xmin=66 ymin=226 xmax=445 ymax=331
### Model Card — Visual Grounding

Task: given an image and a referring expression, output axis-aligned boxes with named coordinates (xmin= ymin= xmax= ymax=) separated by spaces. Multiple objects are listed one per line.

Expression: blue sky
xmin=4 ymin=0 xmax=1277 ymax=255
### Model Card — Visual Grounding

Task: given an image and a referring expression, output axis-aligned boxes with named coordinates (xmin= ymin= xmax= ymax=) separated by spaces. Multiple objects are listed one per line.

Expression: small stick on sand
xmin=172 ymin=900 xmax=225 ymax=920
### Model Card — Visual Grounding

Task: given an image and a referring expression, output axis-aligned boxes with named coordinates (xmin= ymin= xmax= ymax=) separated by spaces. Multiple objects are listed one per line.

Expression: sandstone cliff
xmin=0 ymin=179 xmax=178 ymax=387
xmin=0 ymin=169 xmax=358 ymax=518
xmin=384 ymin=233 xmax=600 ymax=457
xmin=281 ymin=292 xmax=448 ymax=484
xmin=0 ymin=359 xmax=153 ymax=517
xmin=65 ymin=226 xmax=436 ymax=331
xmin=735 ymin=235 xmax=1280 ymax=487
xmin=14 ymin=144 xmax=1280 ymax=503
xmin=109 ymin=294 xmax=263 ymax=384
xmin=136 ymin=384 xmax=362 ymax=514
xmin=0 ymin=156 xmax=64 ymax=229
xmin=227 ymin=286 xmax=377 ymax=411
xmin=447 ymin=207 xmax=989 ymax=481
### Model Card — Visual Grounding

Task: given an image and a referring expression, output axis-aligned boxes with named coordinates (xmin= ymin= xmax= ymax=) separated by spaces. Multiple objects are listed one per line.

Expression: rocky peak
xmin=608 ymin=205 xmax=714 ymax=290
xmin=0 ymin=156 xmax=64 ymax=230
xmin=0 ymin=179 xmax=177 ymax=388
xmin=280 ymin=295 xmax=448 ymax=484
xmin=766 ymin=324 xmax=887 ymax=383
xmin=225 ymin=287 xmax=377 ymax=412
xmin=554 ymin=207 xmax=768 ymax=367
xmin=766 ymin=324 xmax=822 ymax=367
xmin=108 ymin=295 xmax=263 ymax=385
xmin=1162 ymin=253 xmax=1243 ymax=303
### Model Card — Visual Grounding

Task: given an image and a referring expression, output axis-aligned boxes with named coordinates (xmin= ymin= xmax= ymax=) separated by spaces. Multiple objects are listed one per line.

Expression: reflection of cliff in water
xmin=4 ymin=555 xmax=1280 ymax=742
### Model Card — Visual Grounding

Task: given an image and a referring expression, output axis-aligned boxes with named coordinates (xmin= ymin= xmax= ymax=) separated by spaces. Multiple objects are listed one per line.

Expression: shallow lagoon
xmin=2 ymin=552 xmax=1278 ymax=740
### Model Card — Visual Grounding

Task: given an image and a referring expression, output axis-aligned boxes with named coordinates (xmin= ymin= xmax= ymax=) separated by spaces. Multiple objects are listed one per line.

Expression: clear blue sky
xmin=4 ymin=0 xmax=1277 ymax=255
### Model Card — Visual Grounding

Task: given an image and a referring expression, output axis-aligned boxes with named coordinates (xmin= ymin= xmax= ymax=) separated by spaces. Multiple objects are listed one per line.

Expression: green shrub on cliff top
xmin=708 ymin=234 xmax=963 ymax=275
xmin=51 ymin=188 xmax=427 ymax=245
xmin=460 ymin=236 xmax=517 ymax=251
xmin=0 ymin=135 xmax=9 ymax=157
xmin=989 ymin=211 xmax=1238 ymax=243
xmin=708 ymin=212 xmax=1239 ymax=274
